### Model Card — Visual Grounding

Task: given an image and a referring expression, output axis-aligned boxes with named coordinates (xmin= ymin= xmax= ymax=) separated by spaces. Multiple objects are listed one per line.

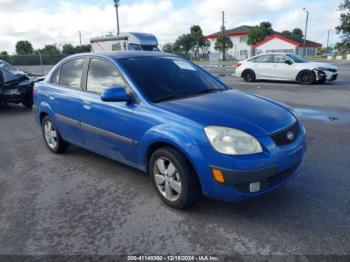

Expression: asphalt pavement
xmin=0 ymin=63 xmax=350 ymax=258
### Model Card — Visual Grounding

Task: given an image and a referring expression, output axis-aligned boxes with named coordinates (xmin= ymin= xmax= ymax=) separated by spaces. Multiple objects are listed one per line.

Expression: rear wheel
xmin=41 ymin=116 xmax=69 ymax=153
xmin=149 ymin=147 xmax=200 ymax=209
xmin=242 ymin=70 xmax=256 ymax=82
xmin=298 ymin=70 xmax=316 ymax=85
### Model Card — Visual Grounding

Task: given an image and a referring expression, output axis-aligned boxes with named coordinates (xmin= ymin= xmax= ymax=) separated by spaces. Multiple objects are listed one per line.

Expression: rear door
xmin=250 ymin=55 xmax=273 ymax=79
xmin=48 ymin=57 xmax=87 ymax=146
xmin=79 ymin=57 xmax=136 ymax=164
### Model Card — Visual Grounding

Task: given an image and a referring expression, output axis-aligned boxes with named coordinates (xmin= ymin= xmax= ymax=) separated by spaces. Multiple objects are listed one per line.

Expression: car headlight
xmin=315 ymin=67 xmax=335 ymax=72
xmin=204 ymin=126 xmax=263 ymax=155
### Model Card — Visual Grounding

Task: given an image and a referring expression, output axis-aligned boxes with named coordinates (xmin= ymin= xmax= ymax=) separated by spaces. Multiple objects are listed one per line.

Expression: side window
xmin=253 ymin=55 xmax=272 ymax=63
xmin=87 ymin=58 xmax=126 ymax=94
xmin=240 ymin=50 xmax=248 ymax=57
xmin=239 ymin=36 xmax=248 ymax=43
xmin=272 ymin=55 xmax=288 ymax=63
xmin=58 ymin=58 xmax=85 ymax=89
xmin=112 ymin=43 xmax=121 ymax=51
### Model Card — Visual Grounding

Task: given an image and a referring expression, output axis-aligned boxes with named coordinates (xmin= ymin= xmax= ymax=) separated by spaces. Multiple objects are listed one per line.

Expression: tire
xmin=318 ymin=79 xmax=326 ymax=84
xmin=298 ymin=70 xmax=316 ymax=85
xmin=149 ymin=147 xmax=200 ymax=209
xmin=22 ymin=98 xmax=33 ymax=108
xmin=242 ymin=70 xmax=256 ymax=82
xmin=41 ymin=116 xmax=69 ymax=153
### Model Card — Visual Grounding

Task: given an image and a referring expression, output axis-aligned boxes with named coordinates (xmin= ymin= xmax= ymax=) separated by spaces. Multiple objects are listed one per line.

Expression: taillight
xmin=32 ymin=84 xmax=36 ymax=97
xmin=236 ymin=63 xmax=242 ymax=68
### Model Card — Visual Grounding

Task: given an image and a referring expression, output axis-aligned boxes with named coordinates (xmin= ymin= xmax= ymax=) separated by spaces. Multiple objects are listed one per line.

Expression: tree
xmin=15 ymin=40 xmax=34 ymax=55
xmin=336 ymin=0 xmax=350 ymax=54
xmin=174 ymin=34 xmax=194 ymax=54
xmin=162 ymin=43 xmax=174 ymax=53
xmin=259 ymin=21 xmax=273 ymax=35
xmin=291 ymin=28 xmax=304 ymax=39
xmin=281 ymin=30 xmax=291 ymax=36
xmin=0 ymin=51 xmax=8 ymax=56
xmin=75 ymin=44 xmax=91 ymax=53
xmin=40 ymin=45 xmax=61 ymax=55
xmin=247 ymin=21 xmax=274 ymax=45
xmin=214 ymin=36 xmax=233 ymax=53
xmin=62 ymin=44 xmax=76 ymax=54
xmin=190 ymin=25 xmax=206 ymax=59
xmin=247 ymin=26 xmax=268 ymax=45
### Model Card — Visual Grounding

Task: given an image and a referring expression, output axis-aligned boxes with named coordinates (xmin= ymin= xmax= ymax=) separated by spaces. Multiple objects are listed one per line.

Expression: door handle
xmin=83 ymin=101 xmax=92 ymax=110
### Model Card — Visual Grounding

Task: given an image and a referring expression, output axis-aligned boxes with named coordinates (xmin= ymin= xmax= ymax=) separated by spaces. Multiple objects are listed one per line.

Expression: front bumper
xmin=211 ymin=160 xmax=302 ymax=194
xmin=316 ymin=70 xmax=338 ymax=82
xmin=190 ymin=122 xmax=306 ymax=202
xmin=0 ymin=88 xmax=22 ymax=103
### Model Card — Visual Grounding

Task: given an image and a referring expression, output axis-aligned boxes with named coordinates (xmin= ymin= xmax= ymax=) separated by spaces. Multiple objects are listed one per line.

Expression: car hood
xmin=305 ymin=61 xmax=337 ymax=69
xmin=156 ymin=90 xmax=296 ymax=137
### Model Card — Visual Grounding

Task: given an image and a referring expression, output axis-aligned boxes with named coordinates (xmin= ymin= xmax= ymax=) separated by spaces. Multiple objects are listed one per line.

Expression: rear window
xmin=58 ymin=58 xmax=85 ymax=89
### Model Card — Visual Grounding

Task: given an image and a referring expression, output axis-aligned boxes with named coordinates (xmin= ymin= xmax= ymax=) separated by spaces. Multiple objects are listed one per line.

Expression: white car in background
xmin=235 ymin=53 xmax=338 ymax=84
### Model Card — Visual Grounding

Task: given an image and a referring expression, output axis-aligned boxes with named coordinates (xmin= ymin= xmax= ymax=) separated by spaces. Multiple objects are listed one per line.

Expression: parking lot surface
xmin=0 ymin=63 xmax=349 ymax=256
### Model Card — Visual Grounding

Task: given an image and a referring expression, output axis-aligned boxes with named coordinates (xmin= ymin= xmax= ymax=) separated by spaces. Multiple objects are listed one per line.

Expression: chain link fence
xmin=0 ymin=53 xmax=70 ymax=75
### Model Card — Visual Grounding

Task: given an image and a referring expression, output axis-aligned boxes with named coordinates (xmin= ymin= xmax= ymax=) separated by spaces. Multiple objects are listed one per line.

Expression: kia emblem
xmin=286 ymin=131 xmax=295 ymax=141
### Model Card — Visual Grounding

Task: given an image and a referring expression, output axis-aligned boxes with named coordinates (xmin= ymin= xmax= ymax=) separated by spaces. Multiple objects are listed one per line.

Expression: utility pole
xmin=221 ymin=11 xmax=226 ymax=61
xmin=327 ymin=29 xmax=332 ymax=50
xmin=78 ymin=31 xmax=82 ymax=46
xmin=114 ymin=0 xmax=120 ymax=35
xmin=302 ymin=7 xmax=309 ymax=57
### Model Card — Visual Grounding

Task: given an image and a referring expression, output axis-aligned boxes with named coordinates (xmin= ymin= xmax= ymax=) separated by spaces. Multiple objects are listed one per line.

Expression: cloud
xmin=0 ymin=0 xmax=341 ymax=53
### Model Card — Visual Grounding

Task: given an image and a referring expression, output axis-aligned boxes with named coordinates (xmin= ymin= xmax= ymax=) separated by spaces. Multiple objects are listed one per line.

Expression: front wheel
xmin=41 ymin=116 xmax=69 ymax=153
xmin=298 ymin=70 xmax=316 ymax=85
xmin=149 ymin=147 xmax=200 ymax=209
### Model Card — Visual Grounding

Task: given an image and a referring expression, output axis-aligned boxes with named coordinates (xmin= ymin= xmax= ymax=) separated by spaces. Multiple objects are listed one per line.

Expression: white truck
xmin=90 ymin=32 xmax=160 ymax=52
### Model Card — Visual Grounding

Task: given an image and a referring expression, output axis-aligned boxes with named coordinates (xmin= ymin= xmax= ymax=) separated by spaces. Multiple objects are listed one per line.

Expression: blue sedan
xmin=33 ymin=51 xmax=306 ymax=208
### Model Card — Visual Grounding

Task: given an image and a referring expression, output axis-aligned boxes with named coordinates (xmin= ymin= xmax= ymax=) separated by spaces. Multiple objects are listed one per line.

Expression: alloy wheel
xmin=44 ymin=120 xmax=58 ymax=149
xmin=153 ymin=157 xmax=182 ymax=202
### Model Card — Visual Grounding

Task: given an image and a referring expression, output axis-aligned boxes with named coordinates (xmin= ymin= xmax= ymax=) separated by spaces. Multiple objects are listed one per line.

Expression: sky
xmin=0 ymin=0 xmax=344 ymax=53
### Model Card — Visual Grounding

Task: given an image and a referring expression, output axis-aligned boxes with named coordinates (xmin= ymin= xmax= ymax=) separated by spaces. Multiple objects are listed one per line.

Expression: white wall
xmin=208 ymin=35 xmax=251 ymax=60
xmin=256 ymin=38 xmax=296 ymax=55
xmin=296 ymin=47 xmax=318 ymax=57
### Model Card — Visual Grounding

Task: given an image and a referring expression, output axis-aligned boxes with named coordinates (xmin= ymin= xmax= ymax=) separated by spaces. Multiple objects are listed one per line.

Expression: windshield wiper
xmin=153 ymin=89 xmax=223 ymax=103
xmin=187 ymin=88 xmax=222 ymax=97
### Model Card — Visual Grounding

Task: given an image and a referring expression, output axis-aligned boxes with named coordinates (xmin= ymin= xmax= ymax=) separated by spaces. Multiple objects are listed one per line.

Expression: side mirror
xmin=285 ymin=60 xmax=292 ymax=65
xmin=101 ymin=87 xmax=131 ymax=102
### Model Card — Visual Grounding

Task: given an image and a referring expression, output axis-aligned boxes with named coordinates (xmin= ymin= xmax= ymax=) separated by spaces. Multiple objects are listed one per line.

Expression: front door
xmin=268 ymin=54 xmax=295 ymax=80
xmin=80 ymin=57 xmax=136 ymax=165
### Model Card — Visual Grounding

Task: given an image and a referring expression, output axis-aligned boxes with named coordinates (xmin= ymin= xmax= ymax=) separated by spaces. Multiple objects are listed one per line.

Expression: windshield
xmin=0 ymin=61 xmax=17 ymax=73
xmin=285 ymin=54 xmax=307 ymax=63
xmin=117 ymin=56 xmax=227 ymax=102
xmin=0 ymin=60 xmax=17 ymax=72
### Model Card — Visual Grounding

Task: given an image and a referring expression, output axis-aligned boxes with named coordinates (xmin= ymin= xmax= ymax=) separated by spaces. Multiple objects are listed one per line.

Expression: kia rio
xmin=33 ymin=52 xmax=306 ymax=208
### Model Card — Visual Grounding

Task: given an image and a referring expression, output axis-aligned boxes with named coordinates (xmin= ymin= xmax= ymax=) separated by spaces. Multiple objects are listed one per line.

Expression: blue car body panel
xmin=34 ymin=51 xmax=306 ymax=202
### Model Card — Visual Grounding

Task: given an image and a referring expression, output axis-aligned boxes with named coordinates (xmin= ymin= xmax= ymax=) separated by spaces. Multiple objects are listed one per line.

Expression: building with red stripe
xmin=206 ymin=25 xmax=322 ymax=60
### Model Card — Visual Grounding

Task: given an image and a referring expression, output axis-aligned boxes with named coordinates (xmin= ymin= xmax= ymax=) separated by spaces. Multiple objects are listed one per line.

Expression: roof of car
xmin=79 ymin=51 xmax=176 ymax=60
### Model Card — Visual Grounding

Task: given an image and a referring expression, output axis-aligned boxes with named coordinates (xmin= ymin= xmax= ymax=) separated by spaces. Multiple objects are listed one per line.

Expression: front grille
xmin=271 ymin=123 xmax=299 ymax=146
